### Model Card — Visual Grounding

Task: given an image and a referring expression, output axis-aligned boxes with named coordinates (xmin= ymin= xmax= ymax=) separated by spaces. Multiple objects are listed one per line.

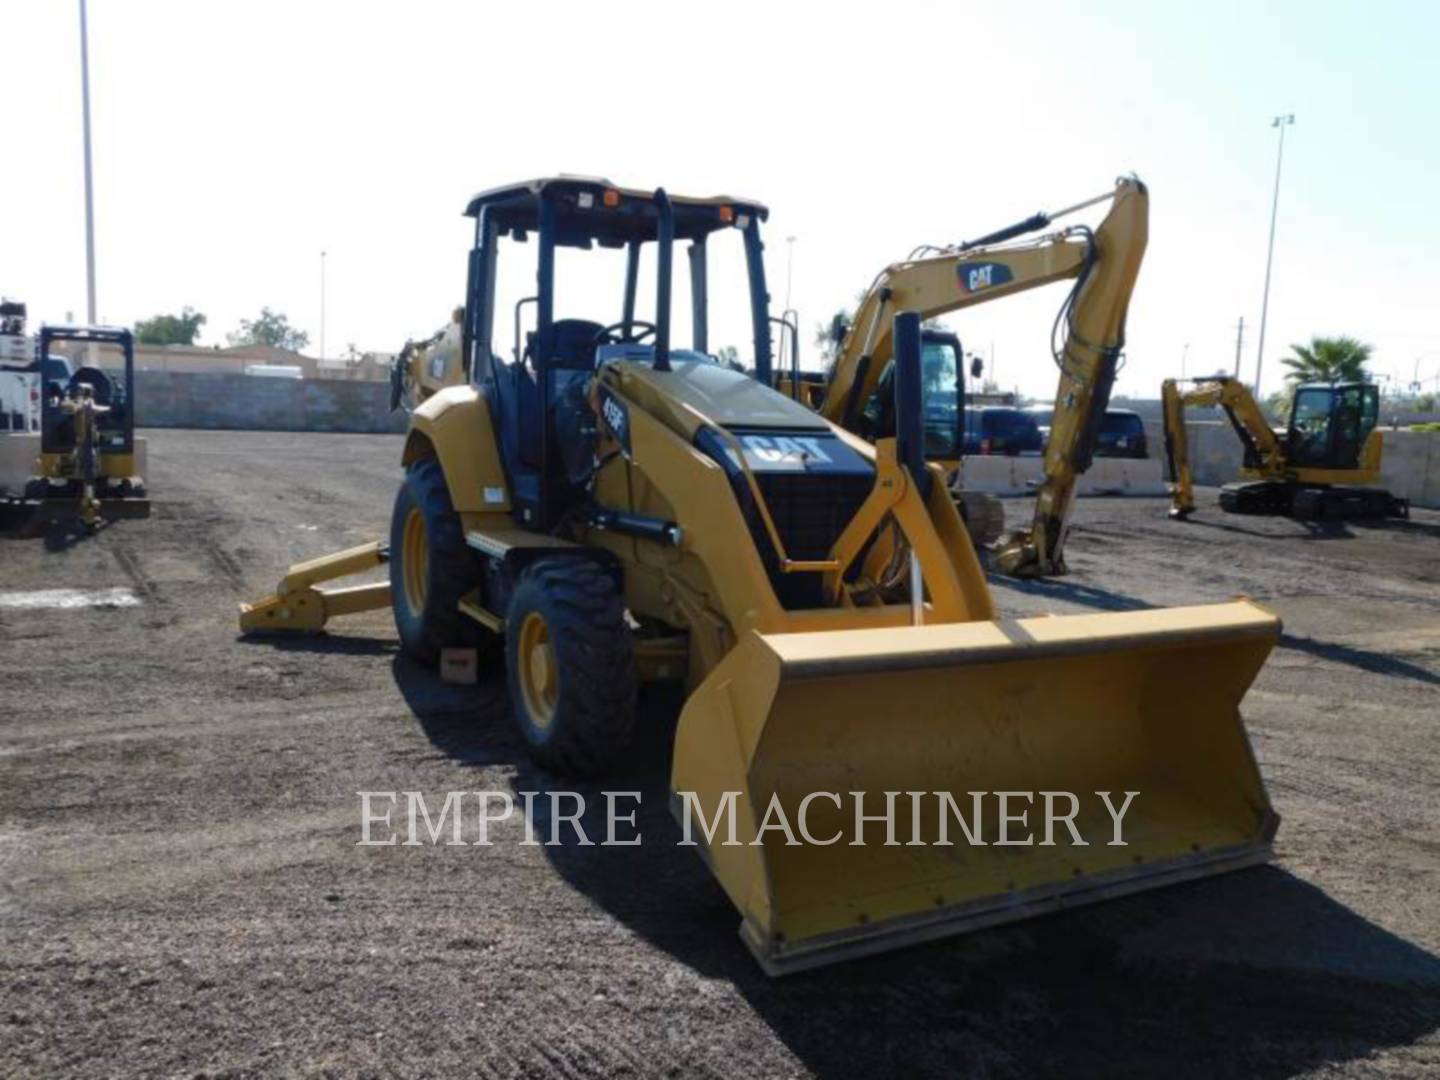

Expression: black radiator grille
xmin=755 ymin=472 xmax=872 ymax=562
xmin=752 ymin=471 xmax=872 ymax=609
xmin=692 ymin=424 xmax=876 ymax=611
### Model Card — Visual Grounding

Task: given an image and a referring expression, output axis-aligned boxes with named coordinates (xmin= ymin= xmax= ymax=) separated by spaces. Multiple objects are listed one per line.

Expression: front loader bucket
xmin=671 ymin=600 xmax=1280 ymax=975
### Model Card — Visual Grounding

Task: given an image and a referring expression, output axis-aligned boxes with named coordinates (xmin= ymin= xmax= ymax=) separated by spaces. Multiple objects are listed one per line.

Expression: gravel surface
xmin=2 ymin=428 xmax=1437 ymax=1078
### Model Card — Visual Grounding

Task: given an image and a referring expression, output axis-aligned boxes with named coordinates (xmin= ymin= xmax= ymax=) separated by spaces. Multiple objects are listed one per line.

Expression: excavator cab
xmin=857 ymin=328 xmax=966 ymax=458
xmin=39 ymin=325 xmax=135 ymax=459
xmin=1286 ymin=382 xmax=1379 ymax=470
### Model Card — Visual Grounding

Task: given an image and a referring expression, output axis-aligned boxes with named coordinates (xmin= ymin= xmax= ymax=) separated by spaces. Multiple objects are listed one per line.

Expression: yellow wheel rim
xmin=401 ymin=507 xmax=429 ymax=616
xmin=517 ymin=611 xmax=558 ymax=730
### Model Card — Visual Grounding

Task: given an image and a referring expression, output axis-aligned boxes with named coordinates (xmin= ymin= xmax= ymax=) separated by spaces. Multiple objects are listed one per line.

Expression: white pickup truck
xmin=0 ymin=328 xmax=38 ymax=433
xmin=1 ymin=339 xmax=73 ymax=434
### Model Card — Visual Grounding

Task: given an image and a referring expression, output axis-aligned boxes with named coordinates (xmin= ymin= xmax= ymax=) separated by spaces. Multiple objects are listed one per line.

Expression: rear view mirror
xmin=970 ymin=356 xmax=984 ymax=379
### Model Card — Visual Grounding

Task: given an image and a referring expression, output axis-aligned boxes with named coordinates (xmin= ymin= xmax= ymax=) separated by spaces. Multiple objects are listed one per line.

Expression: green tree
xmin=134 ymin=306 xmax=206 ymax=346
xmin=1262 ymin=390 xmax=1294 ymax=423
xmin=227 ymin=307 xmax=310 ymax=351
xmin=816 ymin=290 xmax=948 ymax=368
xmin=814 ymin=309 xmax=851 ymax=366
xmin=1281 ymin=335 xmax=1372 ymax=385
xmin=715 ymin=345 xmax=742 ymax=370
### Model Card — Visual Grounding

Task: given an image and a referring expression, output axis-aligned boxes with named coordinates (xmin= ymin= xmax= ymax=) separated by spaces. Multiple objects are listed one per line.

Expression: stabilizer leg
xmin=239 ymin=541 xmax=390 ymax=633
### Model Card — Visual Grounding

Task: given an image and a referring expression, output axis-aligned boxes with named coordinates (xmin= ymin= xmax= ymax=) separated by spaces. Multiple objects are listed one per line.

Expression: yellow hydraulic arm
xmin=819 ymin=177 xmax=1149 ymax=577
xmin=1161 ymin=375 xmax=1283 ymax=519
xmin=389 ymin=308 xmax=467 ymax=412
xmin=239 ymin=541 xmax=391 ymax=632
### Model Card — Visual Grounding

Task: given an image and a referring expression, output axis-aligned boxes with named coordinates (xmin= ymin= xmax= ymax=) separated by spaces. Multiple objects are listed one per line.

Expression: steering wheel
xmin=592 ymin=320 xmax=657 ymax=346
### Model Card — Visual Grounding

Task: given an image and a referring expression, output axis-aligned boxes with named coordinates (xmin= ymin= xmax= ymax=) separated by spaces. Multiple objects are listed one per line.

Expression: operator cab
xmin=37 ymin=325 xmax=136 ymax=458
xmin=858 ymin=329 xmax=967 ymax=460
xmin=460 ymin=176 xmax=774 ymax=529
xmin=1286 ymin=381 xmax=1379 ymax=470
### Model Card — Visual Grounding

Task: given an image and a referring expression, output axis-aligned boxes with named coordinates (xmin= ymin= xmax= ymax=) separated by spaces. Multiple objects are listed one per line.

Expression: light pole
xmin=1411 ymin=352 xmax=1440 ymax=393
xmin=783 ymin=235 xmax=796 ymax=314
xmin=1254 ymin=113 xmax=1294 ymax=397
xmin=319 ymin=250 xmax=327 ymax=360
xmin=78 ymin=0 xmax=98 ymax=327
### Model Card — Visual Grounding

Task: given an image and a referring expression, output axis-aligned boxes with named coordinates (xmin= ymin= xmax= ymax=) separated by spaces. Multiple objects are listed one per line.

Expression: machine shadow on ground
xmin=389 ymin=659 xmax=1440 ymax=1079
xmin=1180 ymin=516 xmax=1357 ymax=541
xmin=1370 ymin=516 xmax=1440 ymax=541
xmin=0 ymin=509 xmax=103 ymax=550
xmin=256 ymin=631 xmax=401 ymax=659
xmin=995 ymin=573 xmax=1157 ymax=612
xmin=998 ymin=575 xmax=1440 ymax=688
xmin=1279 ymin=632 xmax=1440 ymax=686
xmin=1170 ymin=513 xmax=1437 ymax=542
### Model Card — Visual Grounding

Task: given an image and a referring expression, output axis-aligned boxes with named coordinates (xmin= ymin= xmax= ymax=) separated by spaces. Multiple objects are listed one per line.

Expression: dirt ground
xmin=2 ymin=428 xmax=1437 ymax=1078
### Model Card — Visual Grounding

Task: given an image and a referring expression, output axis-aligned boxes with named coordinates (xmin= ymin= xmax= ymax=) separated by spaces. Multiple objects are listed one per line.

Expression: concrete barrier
xmin=133 ymin=371 xmax=405 ymax=434
xmin=1144 ymin=419 xmax=1440 ymax=509
xmin=1377 ymin=429 xmax=1440 ymax=509
xmin=956 ymin=453 xmax=1167 ymax=497
xmin=955 ymin=454 xmax=1046 ymax=494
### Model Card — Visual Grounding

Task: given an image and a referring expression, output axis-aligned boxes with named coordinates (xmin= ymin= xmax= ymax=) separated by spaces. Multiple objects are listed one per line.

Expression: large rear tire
xmin=504 ymin=558 xmax=637 ymax=777
xmin=389 ymin=456 xmax=490 ymax=666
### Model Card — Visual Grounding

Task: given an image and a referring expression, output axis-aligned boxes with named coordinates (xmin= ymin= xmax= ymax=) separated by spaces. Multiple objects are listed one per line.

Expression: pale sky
xmin=4 ymin=0 xmax=1438 ymax=398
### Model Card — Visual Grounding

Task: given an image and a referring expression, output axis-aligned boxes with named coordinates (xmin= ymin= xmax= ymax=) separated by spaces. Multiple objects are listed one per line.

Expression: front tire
xmin=389 ymin=457 xmax=489 ymax=665
xmin=504 ymin=558 xmax=637 ymax=777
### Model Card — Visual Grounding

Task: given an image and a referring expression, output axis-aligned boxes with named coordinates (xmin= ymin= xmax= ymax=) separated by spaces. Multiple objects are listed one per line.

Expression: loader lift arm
xmin=819 ymin=177 xmax=1149 ymax=576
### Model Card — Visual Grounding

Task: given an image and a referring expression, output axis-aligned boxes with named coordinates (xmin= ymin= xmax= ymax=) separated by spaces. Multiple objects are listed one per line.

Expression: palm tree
xmin=1282 ymin=336 xmax=1373 ymax=385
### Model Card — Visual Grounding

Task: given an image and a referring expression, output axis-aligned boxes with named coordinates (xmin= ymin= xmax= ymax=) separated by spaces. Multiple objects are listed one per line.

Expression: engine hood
xmin=602 ymin=358 xmax=830 ymax=439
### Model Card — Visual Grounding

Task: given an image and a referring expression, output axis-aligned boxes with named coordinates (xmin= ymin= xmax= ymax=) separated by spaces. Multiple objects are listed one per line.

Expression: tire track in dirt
xmin=109 ymin=541 xmax=163 ymax=606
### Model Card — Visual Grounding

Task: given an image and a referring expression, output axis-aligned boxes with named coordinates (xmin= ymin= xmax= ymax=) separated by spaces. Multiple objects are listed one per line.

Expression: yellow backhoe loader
xmin=389 ymin=307 xmax=468 ymax=413
xmin=817 ymin=177 xmax=1149 ymax=577
xmin=394 ymin=306 xmax=1013 ymax=548
xmin=1162 ymin=374 xmax=1408 ymax=520
xmin=241 ymin=178 xmax=1280 ymax=975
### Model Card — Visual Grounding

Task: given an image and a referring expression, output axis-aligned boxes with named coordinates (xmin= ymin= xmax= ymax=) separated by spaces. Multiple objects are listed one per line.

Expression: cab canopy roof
xmin=463 ymin=175 xmax=768 ymax=249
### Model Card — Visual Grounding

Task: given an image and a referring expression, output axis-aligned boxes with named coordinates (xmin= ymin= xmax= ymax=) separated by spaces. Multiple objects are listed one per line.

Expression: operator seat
xmin=517 ymin=318 xmax=604 ymax=468
xmin=489 ymin=319 xmax=606 ymax=519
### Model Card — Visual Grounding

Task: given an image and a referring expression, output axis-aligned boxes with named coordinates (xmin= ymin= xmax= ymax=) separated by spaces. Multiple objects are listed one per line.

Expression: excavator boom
xmin=819 ymin=177 xmax=1150 ymax=576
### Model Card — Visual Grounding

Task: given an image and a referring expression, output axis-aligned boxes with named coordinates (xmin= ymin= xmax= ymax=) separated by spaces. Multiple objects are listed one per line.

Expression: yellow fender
xmin=403 ymin=385 xmax=510 ymax=513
